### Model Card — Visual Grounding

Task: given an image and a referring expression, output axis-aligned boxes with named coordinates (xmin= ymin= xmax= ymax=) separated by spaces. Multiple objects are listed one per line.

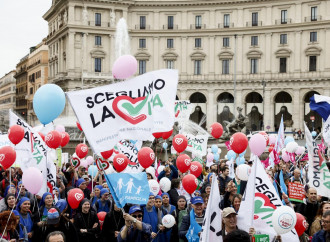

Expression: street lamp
xmin=233 ymin=34 xmax=237 ymax=115
xmin=262 ymin=79 xmax=266 ymax=130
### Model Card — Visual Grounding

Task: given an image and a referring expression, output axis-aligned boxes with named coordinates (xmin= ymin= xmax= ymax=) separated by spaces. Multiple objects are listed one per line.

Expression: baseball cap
xmin=222 ymin=207 xmax=237 ymax=218
xmin=191 ymin=196 xmax=204 ymax=205
xmin=47 ymin=207 xmax=60 ymax=225
xmin=129 ymin=205 xmax=142 ymax=215
xmin=82 ymin=175 xmax=89 ymax=180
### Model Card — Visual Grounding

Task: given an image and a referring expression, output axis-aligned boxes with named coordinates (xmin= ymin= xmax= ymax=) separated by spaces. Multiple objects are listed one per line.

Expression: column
xmin=67 ymin=32 xmax=75 ymax=71
xmin=83 ymin=33 xmax=87 ymax=72
xmin=266 ymin=7 xmax=272 ymax=25
xmin=153 ymin=11 xmax=159 ymax=30
xmin=236 ymin=35 xmax=243 ymax=75
xmin=110 ymin=35 xmax=114 ymax=73
xmin=293 ymin=89 xmax=301 ymax=130
xmin=153 ymin=37 xmax=159 ymax=69
xmin=324 ymin=28 xmax=330 ymax=70
xmin=235 ymin=90 xmax=243 ymax=115
xmin=209 ymin=36 xmax=215 ymax=74
xmin=294 ymin=31 xmax=302 ymax=72
xmin=206 ymin=90 xmax=215 ymax=129
xmin=181 ymin=37 xmax=187 ymax=74
xmin=265 ymin=33 xmax=272 ymax=73
xmin=58 ymin=38 xmax=62 ymax=72
xmin=264 ymin=89 xmax=272 ymax=131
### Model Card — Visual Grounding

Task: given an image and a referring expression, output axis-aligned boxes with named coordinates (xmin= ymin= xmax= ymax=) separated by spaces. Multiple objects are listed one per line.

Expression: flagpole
xmin=251 ymin=155 xmax=258 ymax=227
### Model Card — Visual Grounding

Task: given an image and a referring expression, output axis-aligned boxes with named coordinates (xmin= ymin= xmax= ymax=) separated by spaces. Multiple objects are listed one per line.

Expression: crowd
xmin=0 ymin=150 xmax=328 ymax=242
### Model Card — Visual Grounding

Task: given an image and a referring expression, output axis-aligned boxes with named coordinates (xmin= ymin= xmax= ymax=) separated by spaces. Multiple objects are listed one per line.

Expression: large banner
xmin=174 ymin=100 xmax=193 ymax=123
xmin=0 ymin=135 xmax=11 ymax=148
xmin=67 ymin=69 xmax=179 ymax=154
xmin=185 ymin=134 xmax=208 ymax=156
xmin=323 ymin=116 xmax=330 ymax=145
xmin=113 ymin=140 xmax=143 ymax=173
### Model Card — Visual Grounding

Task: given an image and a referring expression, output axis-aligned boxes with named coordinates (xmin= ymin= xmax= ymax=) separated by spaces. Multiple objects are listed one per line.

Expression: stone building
xmin=14 ymin=55 xmax=28 ymax=121
xmin=0 ymin=71 xmax=16 ymax=132
xmin=44 ymin=0 xmax=330 ymax=132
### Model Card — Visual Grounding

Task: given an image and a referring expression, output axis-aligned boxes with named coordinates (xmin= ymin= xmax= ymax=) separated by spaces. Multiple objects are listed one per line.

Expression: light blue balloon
xmin=239 ymin=149 xmax=246 ymax=157
xmin=162 ymin=142 xmax=168 ymax=149
xmin=214 ymin=153 xmax=220 ymax=161
xmin=88 ymin=165 xmax=98 ymax=177
xmin=284 ymin=136 xmax=295 ymax=146
xmin=311 ymin=131 xmax=317 ymax=137
xmin=235 ymin=157 xmax=245 ymax=165
xmin=211 ymin=144 xmax=218 ymax=154
xmin=227 ymin=150 xmax=236 ymax=160
xmin=33 ymin=84 xmax=66 ymax=125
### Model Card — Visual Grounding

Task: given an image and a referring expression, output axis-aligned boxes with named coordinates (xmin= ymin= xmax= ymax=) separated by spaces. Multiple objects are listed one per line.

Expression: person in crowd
xmin=36 ymin=192 xmax=55 ymax=226
xmin=201 ymin=183 xmax=211 ymax=196
xmin=161 ymin=193 xmax=176 ymax=214
xmin=146 ymin=167 xmax=156 ymax=181
xmin=0 ymin=193 xmax=16 ymax=212
xmin=74 ymin=198 xmax=100 ymax=242
xmin=118 ymin=205 xmax=153 ymax=242
xmin=154 ymin=195 xmax=163 ymax=210
xmin=4 ymin=184 xmax=16 ymax=198
xmin=290 ymin=168 xmax=305 ymax=185
xmin=201 ymin=193 xmax=209 ymax=207
xmin=15 ymin=197 xmax=34 ymax=241
xmin=90 ymin=185 xmax=103 ymax=206
xmin=76 ymin=178 xmax=91 ymax=200
xmin=221 ymin=180 xmax=238 ymax=209
xmin=158 ymin=160 xmax=178 ymax=181
xmin=77 ymin=166 xmax=87 ymax=179
xmin=168 ymin=178 xmax=180 ymax=207
xmin=55 ymin=199 xmax=68 ymax=215
xmin=218 ymin=166 xmax=232 ymax=196
xmin=312 ymin=210 xmax=330 ymax=242
xmin=45 ymin=231 xmax=66 ymax=242
xmin=142 ymin=193 xmax=158 ymax=239
xmin=94 ymin=188 xmax=112 ymax=213
xmin=310 ymin=201 xmax=330 ymax=236
xmin=171 ymin=195 xmax=188 ymax=242
xmin=232 ymin=194 xmax=242 ymax=212
xmin=17 ymin=182 xmax=38 ymax=214
xmin=0 ymin=210 xmax=19 ymax=241
xmin=101 ymin=203 xmax=125 ymax=242
xmin=223 ymin=229 xmax=250 ymax=242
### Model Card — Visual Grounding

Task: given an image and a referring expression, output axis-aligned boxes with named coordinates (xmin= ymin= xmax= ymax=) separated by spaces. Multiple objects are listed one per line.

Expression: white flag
xmin=200 ymin=173 xmax=222 ymax=242
xmin=323 ymin=116 xmax=330 ymax=145
xmin=185 ymin=134 xmax=208 ymax=156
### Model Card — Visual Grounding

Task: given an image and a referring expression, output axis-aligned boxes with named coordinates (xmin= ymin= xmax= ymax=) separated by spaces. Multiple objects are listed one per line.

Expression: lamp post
xmin=233 ymin=34 xmax=237 ymax=115
xmin=262 ymin=79 xmax=266 ymax=131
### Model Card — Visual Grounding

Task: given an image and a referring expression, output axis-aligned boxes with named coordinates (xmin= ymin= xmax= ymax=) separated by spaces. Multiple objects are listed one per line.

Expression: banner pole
xmin=251 ymin=154 xmax=258 ymax=228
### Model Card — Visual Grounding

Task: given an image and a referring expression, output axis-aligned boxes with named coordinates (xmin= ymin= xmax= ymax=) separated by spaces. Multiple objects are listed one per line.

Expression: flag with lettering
xmin=185 ymin=134 xmax=208 ymax=156
xmin=174 ymin=100 xmax=193 ymax=123
xmin=323 ymin=116 xmax=330 ymax=145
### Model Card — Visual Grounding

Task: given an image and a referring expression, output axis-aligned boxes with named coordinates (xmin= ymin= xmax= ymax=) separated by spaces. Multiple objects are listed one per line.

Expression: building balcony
xmin=304 ymin=16 xmax=322 ymax=22
xmin=88 ymin=21 xmax=111 ymax=27
xmin=135 ymin=25 xmax=151 ymax=30
xmin=162 ymin=24 xmax=178 ymax=30
xmin=190 ymin=24 xmax=206 ymax=29
xmin=246 ymin=21 xmax=263 ymax=27
xmin=218 ymin=23 xmax=234 ymax=28
xmin=82 ymin=72 xmax=113 ymax=80
xmin=275 ymin=18 xmax=292 ymax=25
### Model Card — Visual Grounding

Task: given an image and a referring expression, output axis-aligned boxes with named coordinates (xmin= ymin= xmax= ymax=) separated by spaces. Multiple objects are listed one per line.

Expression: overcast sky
xmin=0 ymin=0 xmax=52 ymax=78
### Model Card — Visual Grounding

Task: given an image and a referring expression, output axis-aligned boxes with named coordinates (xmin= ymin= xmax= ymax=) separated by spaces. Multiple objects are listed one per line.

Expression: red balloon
xmin=60 ymin=132 xmax=70 ymax=147
xmin=152 ymin=132 xmax=163 ymax=139
xmin=101 ymin=149 xmax=113 ymax=159
xmin=45 ymin=130 xmax=62 ymax=149
xmin=295 ymin=213 xmax=308 ymax=237
xmin=113 ymin=154 xmax=128 ymax=172
xmin=8 ymin=125 xmax=25 ymax=145
xmin=182 ymin=174 xmax=198 ymax=194
xmin=75 ymin=143 xmax=88 ymax=159
xmin=230 ymin=132 xmax=248 ymax=154
xmin=138 ymin=147 xmax=155 ymax=169
xmin=76 ymin=121 xmax=83 ymax=131
xmin=172 ymin=134 xmax=188 ymax=153
xmin=210 ymin=122 xmax=223 ymax=139
xmin=0 ymin=146 xmax=16 ymax=170
xmin=67 ymin=188 xmax=84 ymax=209
xmin=162 ymin=130 xmax=173 ymax=140
xmin=176 ymin=154 xmax=191 ymax=173
xmin=38 ymin=132 xmax=45 ymax=142
xmin=259 ymin=131 xmax=269 ymax=146
xmin=189 ymin=161 xmax=202 ymax=177
xmin=268 ymin=146 xmax=274 ymax=153
xmin=97 ymin=211 xmax=107 ymax=229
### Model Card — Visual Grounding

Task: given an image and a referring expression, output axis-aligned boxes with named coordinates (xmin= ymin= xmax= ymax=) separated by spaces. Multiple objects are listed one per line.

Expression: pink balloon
xmin=295 ymin=146 xmax=305 ymax=155
xmin=55 ymin=125 xmax=65 ymax=133
xmin=112 ymin=55 xmax=138 ymax=79
xmin=22 ymin=167 xmax=43 ymax=194
xmin=282 ymin=151 xmax=290 ymax=162
xmin=269 ymin=134 xmax=277 ymax=145
xmin=249 ymin=134 xmax=266 ymax=156
xmin=86 ymin=156 xmax=94 ymax=165
xmin=206 ymin=153 xmax=214 ymax=162
xmin=80 ymin=159 xmax=88 ymax=168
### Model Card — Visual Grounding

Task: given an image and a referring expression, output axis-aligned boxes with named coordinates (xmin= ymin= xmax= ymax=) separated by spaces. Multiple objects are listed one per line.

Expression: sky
xmin=0 ymin=0 xmax=52 ymax=78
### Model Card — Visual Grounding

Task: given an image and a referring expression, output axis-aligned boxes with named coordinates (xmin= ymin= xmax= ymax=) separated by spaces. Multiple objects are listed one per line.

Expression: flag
xmin=310 ymin=94 xmax=330 ymax=121
xmin=186 ymin=210 xmax=202 ymax=242
xmin=200 ymin=173 xmax=222 ymax=242
xmin=323 ymin=116 xmax=330 ymax=145
xmin=228 ymin=158 xmax=235 ymax=178
xmin=174 ymin=100 xmax=193 ymax=123
xmin=279 ymin=171 xmax=288 ymax=195
xmin=274 ymin=116 xmax=285 ymax=152
xmin=185 ymin=134 xmax=208 ymax=156
xmin=154 ymin=158 xmax=159 ymax=178
xmin=66 ymin=69 xmax=179 ymax=154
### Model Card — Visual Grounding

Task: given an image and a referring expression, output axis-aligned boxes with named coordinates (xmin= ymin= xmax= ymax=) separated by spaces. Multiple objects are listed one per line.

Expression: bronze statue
xmin=221 ymin=107 xmax=248 ymax=140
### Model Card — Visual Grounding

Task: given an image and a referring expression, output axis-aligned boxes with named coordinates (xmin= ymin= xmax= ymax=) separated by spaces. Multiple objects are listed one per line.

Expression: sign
xmin=323 ymin=116 xmax=330 ymax=145
xmin=66 ymin=69 xmax=179 ymax=153
xmin=253 ymin=234 xmax=269 ymax=242
xmin=310 ymin=116 xmax=315 ymax=121
xmin=185 ymin=134 xmax=208 ymax=156
xmin=56 ymin=148 xmax=62 ymax=167
xmin=174 ymin=100 xmax=193 ymax=123
xmin=288 ymin=182 xmax=305 ymax=203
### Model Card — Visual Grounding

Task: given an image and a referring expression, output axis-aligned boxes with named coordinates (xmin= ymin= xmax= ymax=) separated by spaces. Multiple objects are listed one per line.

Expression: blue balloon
xmin=311 ymin=131 xmax=317 ymax=137
xmin=33 ymin=84 xmax=65 ymax=125
xmin=239 ymin=149 xmax=246 ymax=157
xmin=211 ymin=144 xmax=218 ymax=154
xmin=88 ymin=165 xmax=98 ymax=177
xmin=227 ymin=150 xmax=237 ymax=160
xmin=162 ymin=142 xmax=168 ymax=149
xmin=214 ymin=153 xmax=220 ymax=161
xmin=284 ymin=136 xmax=295 ymax=146
xmin=236 ymin=157 xmax=245 ymax=165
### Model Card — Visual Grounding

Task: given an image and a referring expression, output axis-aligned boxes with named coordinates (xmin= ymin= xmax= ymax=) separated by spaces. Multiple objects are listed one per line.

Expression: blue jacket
xmin=117 ymin=222 xmax=152 ymax=242
xmin=158 ymin=165 xmax=178 ymax=180
xmin=312 ymin=230 xmax=327 ymax=242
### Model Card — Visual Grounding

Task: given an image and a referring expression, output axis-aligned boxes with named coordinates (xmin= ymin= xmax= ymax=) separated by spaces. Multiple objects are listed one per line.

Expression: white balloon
xmin=236 ymin=164 xmax=251 ymax=181
xmin=157 ymin=165 xmax=165 ymax=175
xmin=162 ymin=214 xmax=175 ymax=228
xmin=218 ymin=149 xmax=222 ymax=154
xmin=148 ymin=180 xmax=160 ymax=196
xmin=207 ymin=148 xmax=212 ymax=153
xmin=286 ymin=142 xmax=298 ymax=153
xmin=271 ymin=206 xmax=297 ymax=235
xmin=159 ymin=177 xmax=171 ymax=192
xmin=146 ymin=167 xmax=156 ymax=179
xmin=224 ymin=155 xmax=228 ymax=159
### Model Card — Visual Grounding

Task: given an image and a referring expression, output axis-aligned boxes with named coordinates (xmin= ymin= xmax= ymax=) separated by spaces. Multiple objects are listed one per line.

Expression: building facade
xmin=44 ymin=0 xmax=330 ymax=132
xmin=0 ymin=71 xmax=16 ymax=132
xmin=14 ymin=55 xmax=28 ymax=121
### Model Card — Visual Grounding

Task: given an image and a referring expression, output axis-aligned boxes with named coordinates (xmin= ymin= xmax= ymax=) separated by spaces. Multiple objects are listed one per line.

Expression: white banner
xmin=185 ymin=134 xmax=208 ymax=156
xmin=66 ymin=69 xmax=179 ymax=154
xmin=174 ymin=100 xmax=193 ymax=123
xmin=0 ymin=135 xmax=11 ymax=148
xmin=323 ymin=116 xmax=330 ymax=145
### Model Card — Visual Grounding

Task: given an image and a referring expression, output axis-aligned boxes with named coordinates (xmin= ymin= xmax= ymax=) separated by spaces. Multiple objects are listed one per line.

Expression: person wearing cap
xmin=142 ymin=193 xmax=159 ymax=239
xmin=179 ymin=196 xmax=205 ymax=241
xmin=90 ymin=185 xmax=103 ymax=206
xmin=118 ymin=205 xmax=153 ymax=242
xmin=155 ymin=195 xmax=163 ymax=210
xmin=76 ymin=178 xmax=91 ymax=200
xmin=16 ymin=197 xmax=34 ymax=241
xmin=94 ymin=188 xmax=112 ymax=213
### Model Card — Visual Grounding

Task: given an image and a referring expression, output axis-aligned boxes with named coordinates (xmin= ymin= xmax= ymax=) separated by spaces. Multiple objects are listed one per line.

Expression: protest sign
xmin=185 ymin=134 xmax=208 ymax=156
xmin=288 ymin=182 xmax=305 ymax=203
xmin=174 ymin=100 xmax=193 ymax=123
xmin=66 ymin=69 xmax=178 ymax=154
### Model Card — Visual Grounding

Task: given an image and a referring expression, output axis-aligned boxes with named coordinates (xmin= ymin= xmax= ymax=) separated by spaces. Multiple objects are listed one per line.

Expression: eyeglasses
xmin=321 ymin=220 xmax=330 ymax=224
xmin=132 ymin=214 xmax=143 ymax=218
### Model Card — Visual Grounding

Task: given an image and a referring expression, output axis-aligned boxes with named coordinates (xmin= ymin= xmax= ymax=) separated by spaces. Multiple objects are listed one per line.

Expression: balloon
xmin=149 ymin=179 xmax=160 ymax=196
xmin=211 ymin=144 xmax=218 ymax=154
xmin=227 ymin=150 xmax=236 ymax=160
xmin=162 ymin=130 xmax=173 ymax=140
xmin=271 ymin=206 xmax=297 ymax=235
xmin=8 ymin=125 xmax=24 ymax=145
xmin=159 ymin=177 xmax=171 ymax=192
xmin=162 ymin=214 xmax=176 ymax=228
xmin=67 ymin=188 xmax=84 ymax=209
xmin=22 ymin=167 xmax=43 ymax=194
xmin=112 ymin=55 xmax=138 ymax=79
xmin=213 ymin=153 xmax=220 ymax=162
xmin=75 ymin=143 xmax=88 ymax=159
xmin=182 ymin=174 xmax=198 ymax=194
xmin=295 ymin=146 xmax=305 ymax=155
xmin=172 ymin=134 xmax=188 ymax=153
xmin=157 ymin=165 xmax=165 ymax=175
xmin=45 ymin=130 xmax=62 ymax=149
xmin=269 ymin=134 xmax=277 ymax=145
xmin=0 ymin=146 xmax=16 ymax=170
xmin=88 ymin=165 xmax=98 ymax=177
xmin=101 ymin=149 xmax=113 ymax=159
xmin=80 ymin=159 xmax=88 ymax=168
xmin=249 ymin=134 xmax=266 ymax=156
xmin=113 ymin=154 xmax=128 ymax=172
xmin=259 ymin=131 xmax=269 ymax=146
xmin=33 ymin=84 xmax=65 ymax=125
xmin=282 ymin=151 xmax=290 ymax=162
xmin=230 ymin=132 xmax=248 ymax=154
xmin=189 ymin=161 xmax=202 ymax=177
xmin=176 ymin=154 xmax=191 ymax=173
xmin=286 ymin=142 xmax=298 ymax=153
xmin=138 ymin=147 xmax=155 ymax=169
xmin=295 ymin=213 xmax=308 ymax=237
xmin=207 ymin=148 xmax=212 ymax=153
xmin=311 ymin=131 xmax=317 ymax=137
xmin=236 ymin=164 xmax=251 ymax=181
xmin=268 ymin=146 xmax=274 ymax=153
xmin=60 ymin=132 xmax=70 ymax=147
xmin=238 ymin=149 xmax=246 ymax=157
xmin=76 ymin=121 xmax=83 ymax=131
xmin=210 ymin=122 xmax=223 ymax=139
xmin=206 ymin=153 xmax=214 ymax=162
xmin=97 ymin=212 xmax=107 ymax=229
xmin=162 ymin=142 xmax=168 ymax=149
xmin=152 ymin=132 xmax=163 ymax=139
xmin=55 ymin=125 xmax=65 ymax=133
xmin=38 ymin=132 xmax=45 ymax=141
xmin=236 ymin=156 xmax=245 ymax=165
xmin=85 ymin=156 xmax=93 ymax=166
xmin=284 ymin=136 xmax=295 ymax=146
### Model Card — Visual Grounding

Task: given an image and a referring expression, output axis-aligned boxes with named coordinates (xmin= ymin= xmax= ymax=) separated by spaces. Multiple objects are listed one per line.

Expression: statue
xmin=189 ymin=106 xmax=206 ymax=129
xmin=246 ymin=106 xmax=263 ymax=132
xmin=221 ymin=107 xmax=248 ymax=140
xmin=63 ymin=9 xmax=68 ymax=24
xmin=275 ymin=106 xmax=293 ymax=131
xmin=57 ymin=14 xmax=62 ymax=26
xmin=217 ymin=105 xmax=234 ymax=132
xmin=110 ymin=11 xmax=116 ymax=26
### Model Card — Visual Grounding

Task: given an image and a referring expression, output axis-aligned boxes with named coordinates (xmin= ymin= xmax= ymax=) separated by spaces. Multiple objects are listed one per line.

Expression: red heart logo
xmin=117 ymin=158 xmax=125 ymax=165
xmin=175 ymin=138 xmax=183 ymax=145
xmin=0 ymin=154 xmax=4 ymax=162
xmin=184 ymin=159 xmax=191 ymax=166
xmin=150 ymin=153 xmax=155 ymax=161
xmin=190 ymin=165 xmax=198 ymax=171
xmin=75 ymin=193 xmax=83 ymax=201
xmin=71 ymin=157 xmax=81 ymax=169
xmin=45 ymin=134 xmax=54 ymax=142
xmin=81 ymin=146 xmax=87 ymax=152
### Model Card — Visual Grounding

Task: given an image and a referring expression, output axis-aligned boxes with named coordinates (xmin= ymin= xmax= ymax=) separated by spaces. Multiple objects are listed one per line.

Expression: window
xmin=168 ymin=16 xmax=174 ymax=29
xmin=139 ymin=60 xmax=146 ymax=74
xmin=166 ymin=60 xmax=174 ymax=69
xmin=95 ymin=36 xmax=102 ymax=46
xmin=251 ymin=36 xmax=258 ymax=46
xmin=280 ymin=34 xmax=287 ymax=44
xmin=222 ymin=60 xmax=230 ymax=74
xmin=194 ymin=60 xmax=201 ymax=75
xmin=311 ymin=7 xmax=317 ymax=21
xmin=252 ymin=12 xmax=258 ymax=26
xmin=195 ymin=15 xmax=202 ymax=29
xmin=309 ymin=56 xmax=316 ymax=71
xmin=95 ymin=58 xmax=101 ymax=72
xmin=195 ymin=38 xmax=201 ymax=48
xmin=281 ymin=10 xmax=287 ymax=24
xmin=167 ymin=39 xmax=174 ymax=48
xmin=95 ymin=13 xmax=101 ymax=26
xmin=224 ymin=14 xmax=230 ymax=27
xmin=310 ymin=32 xmax=317 ymax=42
xmin=139 ymin=39 xmax=146 ymax=48
xmin=251 ymin=59 xmax=258 ymax=74
xmin=30 ymin=87 xmax=33 ymax=95
xmin=140 ymin=16 xmax=146 ymax=29
xmin=279 ymin=58 xmax=287 ymax=73
xmin=223 ymin=37 xmax=229 ymax=47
